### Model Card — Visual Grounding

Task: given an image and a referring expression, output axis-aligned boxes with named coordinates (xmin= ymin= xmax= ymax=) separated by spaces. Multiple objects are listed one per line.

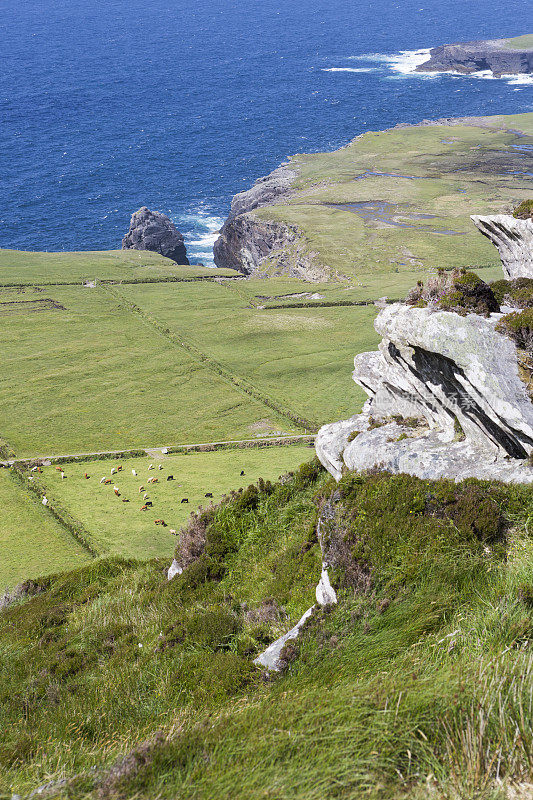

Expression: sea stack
xmin=122 ymin=207 xmax=189 ymax=264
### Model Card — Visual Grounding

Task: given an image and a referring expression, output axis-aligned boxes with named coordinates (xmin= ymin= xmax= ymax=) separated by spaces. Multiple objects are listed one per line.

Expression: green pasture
xmin=247 ymin=114 xmax=533 ymax=279
xmin=0 ymin=249 xmax=238 ymax=286
xmin=119 ymin=281 xmax=379 ymax=425
xmin=0 ymin=469 xmax=90 ymax=589
xmin=38 ymin=445 xmax=314 ymax=560
xmin=0 ymin=284 xmax=296 ymax=457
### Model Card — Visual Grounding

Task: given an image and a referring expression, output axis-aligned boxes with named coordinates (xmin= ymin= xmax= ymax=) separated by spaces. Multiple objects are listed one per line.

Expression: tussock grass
xmin=2 ymin=466 xmax=533 ymax=798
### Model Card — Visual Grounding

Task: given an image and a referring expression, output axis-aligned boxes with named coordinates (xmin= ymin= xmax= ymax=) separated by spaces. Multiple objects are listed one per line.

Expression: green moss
xmin=513 ymin=199 xmax=533 ymax=220
xmin=347 ymin=430 xmax=360 ymax=443
xmin=407 ymin=268 xmax=499 ymax=316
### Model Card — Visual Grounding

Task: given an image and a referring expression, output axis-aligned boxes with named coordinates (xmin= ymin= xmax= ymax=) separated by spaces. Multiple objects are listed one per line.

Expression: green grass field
xmin=0 ymin=469 xmax=90 ymax=589
xmin=37 ymin=445 xmax=314 ymax=561
xmin=0 ymin=249 xmax=240 ymax=285
xmin=0 ymin=284 xmax=299 ymax=457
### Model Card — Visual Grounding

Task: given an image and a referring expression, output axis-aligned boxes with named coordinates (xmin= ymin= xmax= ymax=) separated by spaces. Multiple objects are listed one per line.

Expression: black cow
xmin=205 ymin=492 xmax=213 ymax=498
xmin=167 ymin=475 xmax=174 ymax=481
xmin=181 ymin=498 xmax=189 ymax=504
xmin=145 ymin=500 xmax=153 ymax=507
xmin=240 ymin=470 xmax=245 ymax=476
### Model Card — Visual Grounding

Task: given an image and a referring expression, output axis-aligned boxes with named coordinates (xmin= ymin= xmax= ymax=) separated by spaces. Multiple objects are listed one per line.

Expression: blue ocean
xmin=1 ymin=0 xmax=532 ymax=264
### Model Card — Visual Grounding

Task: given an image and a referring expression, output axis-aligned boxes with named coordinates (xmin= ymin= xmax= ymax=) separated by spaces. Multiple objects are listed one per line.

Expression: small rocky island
xmin=416 ymin=35 xmax=533 ymax=76
xmin=122 ymin=206 xmax=189 ymax=264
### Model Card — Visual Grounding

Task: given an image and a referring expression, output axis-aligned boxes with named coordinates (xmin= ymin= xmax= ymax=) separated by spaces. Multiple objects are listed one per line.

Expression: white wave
xmin=178 ymin=207 xmax=225 ymax=264
xmin=322 ymin=67 xmax=375 ymax=73
xmin=387 ymin=49 xmax=433 ymax=74
xmin=340 ymin=49 xmax=533 ymax=87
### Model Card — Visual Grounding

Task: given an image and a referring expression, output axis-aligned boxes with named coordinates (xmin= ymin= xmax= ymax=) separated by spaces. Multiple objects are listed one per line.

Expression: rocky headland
xmin=122 ymin=206 xmax=189 ymax=264
xmin=213 ymin=112 xmax=533 ymax=281
xmin=415 ymin=35 xmax=533 ymax=76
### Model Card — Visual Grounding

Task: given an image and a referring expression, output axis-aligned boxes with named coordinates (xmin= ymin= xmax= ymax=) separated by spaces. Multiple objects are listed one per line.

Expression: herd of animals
xmin=35 ymin=461 xmax=247 ymax=537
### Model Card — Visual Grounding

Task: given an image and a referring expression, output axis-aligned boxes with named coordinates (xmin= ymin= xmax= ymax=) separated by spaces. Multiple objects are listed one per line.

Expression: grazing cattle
xmin=166 ymin=475 xmax=174 ymax=481
xmin=145 ymin=501 xmax=153 ymax=507
xmin=122 ymin=498 xmax=129 ymax=503
xmin=154 ymin=519 xmax=167 ymax=526
xmin=158 ymin=464 xmax=163 ymax=470
xmin=84 ymin=473 xmax=90 ymax=479
xmin=114 ymin=487 xmax=120 ymax=497
xmin=181 ymin=498 xmax=189 ymax=504
xmin=104 ymin=479 xmax=112 ymax=485
xmin=55 ymin=466 xmax=62 ymax=472
xmin=110 ymin=467 xmax=117 ymax=475
xmin=240 ymin=470 xmax=245 ymax=476
xmin=205 ymin=492 xmax=213 ymax=498
xmin=148 ymin=477 xmax=158 ymax=484
xmin=143 ymin=492 xmax=148 ymax=500
xmin=139 ymin=486 xmax=145 ymax=493
xmin=61 ymin=472 xmax=66 ymax=479
xmin=100 ymin=477 xmax=107 ymax=484
xmin=140 ymin=505 xmax=148 ymax=511
xmin=148 ymin=464 xmax=154 ymax=470
xmin=169 ymin=529 xmax=177 ymax=535
xmin=31 ymin=466 xmax=38 ymax=472
xmin=117 ymin=465 xmax=123 ymax=472
xmin=132 ymin=469 xmax=137 ymax=476
xmin=37 ymin=467 xmax=42 ymax=473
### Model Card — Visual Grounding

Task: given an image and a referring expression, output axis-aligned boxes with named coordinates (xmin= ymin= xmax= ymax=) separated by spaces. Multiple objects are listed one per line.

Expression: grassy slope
xmin=0 ymin=470 xmax=90 ymax=589
xmin=0 ymin=249 xmax=238 ymax=285
xmin=36 ymin=446 xmax=314 ymax=561
xmin=2 ymin=465 xmax=533 ymax=799
xmin=251 ymin=113 xmax=533 ymax=279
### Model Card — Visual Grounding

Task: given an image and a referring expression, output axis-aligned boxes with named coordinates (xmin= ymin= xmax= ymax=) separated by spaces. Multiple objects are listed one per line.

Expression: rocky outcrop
xmin=122 ymin=207 xmax=189 ymax=264
xmin=471 ymin=215 xmax=533 ymax=279
xmin=213 ymin=164 xmax=326 ymax=279
xmin=316 ymin=302 xmax=533 ymax=485
xmin=416 ymin=38 xmax=533 ymax=76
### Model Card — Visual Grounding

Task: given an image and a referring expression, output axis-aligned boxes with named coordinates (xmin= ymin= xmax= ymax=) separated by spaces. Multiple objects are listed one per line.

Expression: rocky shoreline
xmin=416 ymin=37 xmax=533 ymax=76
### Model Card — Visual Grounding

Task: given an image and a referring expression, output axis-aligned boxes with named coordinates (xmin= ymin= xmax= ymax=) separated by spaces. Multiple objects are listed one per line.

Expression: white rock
xmin=167 ymin=559 xmax=183 ymax=581
xmin=471 ymin=214 xmax=533 ymax=279
xmin=253 ymin=606 xmax=314 ymax=671
xmin=316 ymin=567 xmax=337 ymax=606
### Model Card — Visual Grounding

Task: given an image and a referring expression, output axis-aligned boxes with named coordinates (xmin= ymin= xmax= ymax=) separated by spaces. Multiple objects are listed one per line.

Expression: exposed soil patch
xmin=326 ymin=202 xmax=466 ymax=235
xmin=0 ymin=299 xmax=65 ymax=315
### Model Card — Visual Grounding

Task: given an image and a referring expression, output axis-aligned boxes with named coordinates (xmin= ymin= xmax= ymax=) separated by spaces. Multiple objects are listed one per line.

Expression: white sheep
xmin=42 ymin=496 xmax=48 ymax=506
xmin=110 ymin=467 xmax=117 ymax=475
xmin=148 ymin=464 xmax=154 ymax=470
xmin=132 ymin=469 xmax=137 ymax=476
xmin=100 ymin=477 xmax=107 ymax=484
xmin=158 ymin=464 xmax=163 ymax=470
xmin=61 ymin=472 xmax=66 ymax=479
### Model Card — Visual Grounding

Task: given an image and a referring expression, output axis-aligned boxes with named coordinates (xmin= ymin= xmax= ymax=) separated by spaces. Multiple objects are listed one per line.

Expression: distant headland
xmin=415 ymin=34 xmax=533 ymax=76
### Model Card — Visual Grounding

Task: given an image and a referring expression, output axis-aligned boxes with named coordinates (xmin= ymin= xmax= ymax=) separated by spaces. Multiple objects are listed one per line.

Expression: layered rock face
xmin=416 ymin=38 xmax=533 ymax=76
xmin=471 ymin=215 xmax=533 ymax=279
xmin=316 ymin=303 xmax=533 ymax=484
xmin=213 ymin=165 xmax=323 ymax=278
xmin=122 ymin=207 xmax=189 ymax=264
